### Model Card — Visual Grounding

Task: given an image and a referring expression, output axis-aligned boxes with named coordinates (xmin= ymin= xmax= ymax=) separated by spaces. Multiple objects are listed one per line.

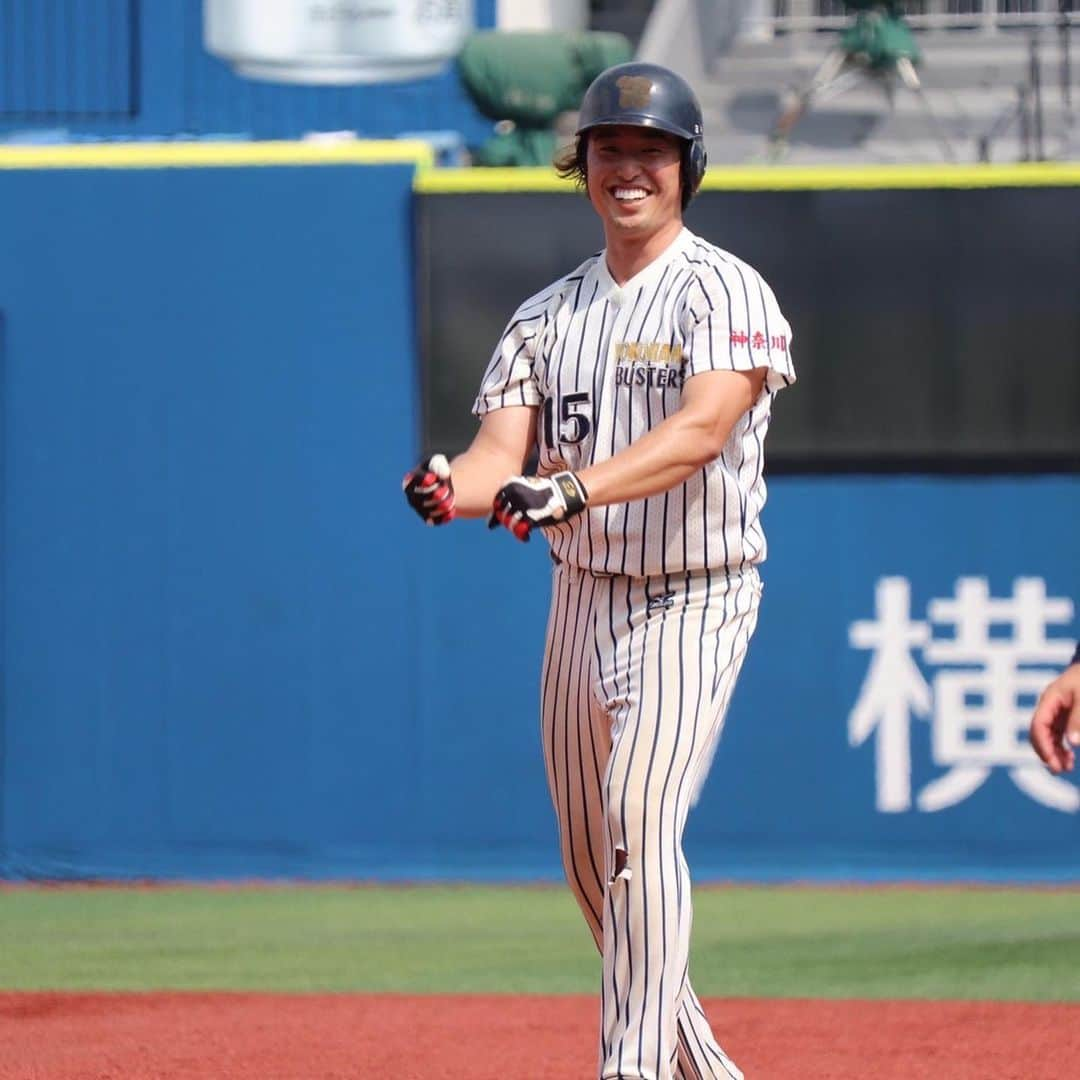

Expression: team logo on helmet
xmin=616 ymin=75 xmax=652 ymax=110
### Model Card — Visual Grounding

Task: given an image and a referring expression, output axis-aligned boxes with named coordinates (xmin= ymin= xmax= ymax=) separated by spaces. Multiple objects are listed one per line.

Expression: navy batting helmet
xmin=575 ymin=62 xmax=706 ymax=208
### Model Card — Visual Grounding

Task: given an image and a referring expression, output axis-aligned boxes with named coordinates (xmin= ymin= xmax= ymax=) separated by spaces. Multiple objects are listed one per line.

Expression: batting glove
xmin=403 ymin=454 xmax=456 ymax=526
xmin=488 ymin=472 xmax=588 ymax=542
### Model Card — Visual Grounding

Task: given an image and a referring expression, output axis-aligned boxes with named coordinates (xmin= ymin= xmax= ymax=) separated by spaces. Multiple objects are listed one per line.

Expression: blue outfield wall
xmin=0 ymin=161 xmax=1078 ymax=882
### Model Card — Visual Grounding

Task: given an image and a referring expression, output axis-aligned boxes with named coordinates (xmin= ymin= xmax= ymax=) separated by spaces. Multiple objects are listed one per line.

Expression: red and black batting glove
xmin=488 ymin=472 xmax=588 ymax=542
xmin=403 ymin=454 xmax=456 ymax=526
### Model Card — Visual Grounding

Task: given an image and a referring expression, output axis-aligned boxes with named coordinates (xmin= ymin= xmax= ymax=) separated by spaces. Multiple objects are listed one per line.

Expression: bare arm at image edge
xmin=1029 ymin=641 xmax=1080 ymax=774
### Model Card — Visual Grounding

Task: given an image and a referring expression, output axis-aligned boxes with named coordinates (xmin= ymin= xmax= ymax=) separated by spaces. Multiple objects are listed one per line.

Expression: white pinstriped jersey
xmin=473 ymin=227 xmax=795 ymax=577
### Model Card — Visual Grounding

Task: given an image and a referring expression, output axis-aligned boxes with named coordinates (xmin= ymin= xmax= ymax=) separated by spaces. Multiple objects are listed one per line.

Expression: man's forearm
xmin=449 ymin=445 xmax=523 ymax=518
xmin=576 ymin=409 xmax=724 ymax=508
xmin=576 ymin=369 xmax=763 ymax=508
xmin=433 ymin=405 xmax=536 ymax=519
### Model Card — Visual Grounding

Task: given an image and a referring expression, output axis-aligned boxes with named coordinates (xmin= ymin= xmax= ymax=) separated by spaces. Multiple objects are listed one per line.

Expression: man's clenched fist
xmin=488 ymin=472 xmax=588 ymax=542
xmin=403 ymin=454 xmax=456 ymax=525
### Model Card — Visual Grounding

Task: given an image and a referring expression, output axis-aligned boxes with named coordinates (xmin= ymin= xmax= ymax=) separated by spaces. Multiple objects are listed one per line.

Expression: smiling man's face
xmin=585 ymin=125 xmax=684 ymax=241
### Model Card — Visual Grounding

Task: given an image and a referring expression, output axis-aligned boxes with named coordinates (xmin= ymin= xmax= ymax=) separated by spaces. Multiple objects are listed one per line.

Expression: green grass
xmin=1 ymin=884 xmax=1078 ymax=1000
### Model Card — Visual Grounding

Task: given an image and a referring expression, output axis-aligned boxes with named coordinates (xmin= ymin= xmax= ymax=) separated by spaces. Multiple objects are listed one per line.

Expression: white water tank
xmin=204 ymin=0 xmax=474 ymax=85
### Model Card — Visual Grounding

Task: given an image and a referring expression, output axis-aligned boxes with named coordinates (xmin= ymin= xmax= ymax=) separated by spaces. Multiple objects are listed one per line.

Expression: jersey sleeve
xmin=682 ymin=261 xmax=796 ymax=393
xmin=472 ymin=299 xmax=547 ymax=416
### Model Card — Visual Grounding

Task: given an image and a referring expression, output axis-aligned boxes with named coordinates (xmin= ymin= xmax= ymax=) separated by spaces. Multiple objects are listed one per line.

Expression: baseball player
xmin=404 ymin=62 xmax=795 ymax=1080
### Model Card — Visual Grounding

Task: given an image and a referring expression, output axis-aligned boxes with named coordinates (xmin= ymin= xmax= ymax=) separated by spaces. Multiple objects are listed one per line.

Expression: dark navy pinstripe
xmin=573 ymin=579 xmax=605 ymax=916
xmin=601 ymin=286 xmax=645 ymax=574
xmin=612 ymin=574 xmax=640 ymax=1075
xmin=576 ymin=299 xmax=606 ymax=567
xmin=629 ymin=263 xmax=675 ymax=577
xmin=549 ymin=567 xmax=603 ymax=931
xmin=653 ymin=573 xmax=687 ymax=1065
xmin=631 ymin=592 xmax=673 ymax=1073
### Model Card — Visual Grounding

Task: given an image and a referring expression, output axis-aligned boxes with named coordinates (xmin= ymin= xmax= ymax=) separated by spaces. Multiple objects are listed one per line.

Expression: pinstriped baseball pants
xmin=541 ymin=559 xmax=761 ymax=1080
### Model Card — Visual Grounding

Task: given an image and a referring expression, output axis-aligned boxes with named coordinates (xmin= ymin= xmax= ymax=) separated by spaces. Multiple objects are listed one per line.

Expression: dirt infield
xmin=1 ymin=992 xmax=1077 ymax=1079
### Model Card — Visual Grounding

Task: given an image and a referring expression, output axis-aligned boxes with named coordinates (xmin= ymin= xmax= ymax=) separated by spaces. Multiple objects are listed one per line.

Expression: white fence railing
xmin=766 ymin=1 xmax=1078 ymax=34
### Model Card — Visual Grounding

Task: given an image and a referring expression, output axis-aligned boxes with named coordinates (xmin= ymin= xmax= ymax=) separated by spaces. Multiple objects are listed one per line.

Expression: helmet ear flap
xmin=683 ymin=137 xmax=707 ymax=206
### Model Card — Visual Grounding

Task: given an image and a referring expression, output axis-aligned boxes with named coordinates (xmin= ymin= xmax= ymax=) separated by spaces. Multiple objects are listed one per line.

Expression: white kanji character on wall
xmin=848 ymin=577 xmax=931 ymax=812
xmin=850 ymin=576 xmax=1078 ymax=815
xmin=921 ymin=578 xmax=1077 ymax=812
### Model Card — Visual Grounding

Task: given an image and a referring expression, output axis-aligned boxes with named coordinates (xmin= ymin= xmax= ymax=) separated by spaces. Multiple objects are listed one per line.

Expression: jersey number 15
xmin=543 ymin=392 xmax=592 ymax=447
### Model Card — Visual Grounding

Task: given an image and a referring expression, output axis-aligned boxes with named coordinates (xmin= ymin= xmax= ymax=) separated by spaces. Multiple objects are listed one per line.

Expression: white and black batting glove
xmin=488 ymin=472 xmax=588 ymax=543
xmin=403 ymin=454 xmax=456 ymax=526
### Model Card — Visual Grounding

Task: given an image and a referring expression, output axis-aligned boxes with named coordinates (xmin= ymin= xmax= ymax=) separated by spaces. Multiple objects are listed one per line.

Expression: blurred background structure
xmin=642 ymin=1 xmax=1079 ymax=163
xmin=0 ymin=2 xmax=1077 ymax=885
xmin=0 ymin=2 xmax=1075 ymax=163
